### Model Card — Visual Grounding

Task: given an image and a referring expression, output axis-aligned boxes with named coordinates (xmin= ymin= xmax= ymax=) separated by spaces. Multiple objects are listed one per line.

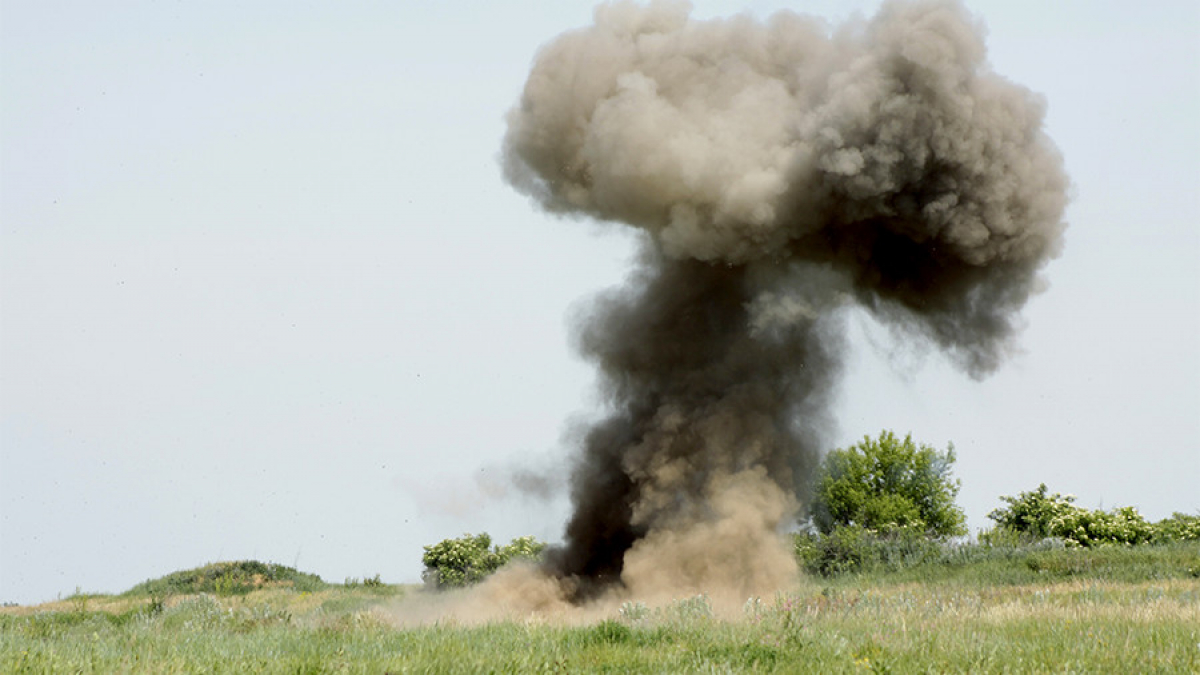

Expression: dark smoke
xmin=502 ymin=0 xmax=1067 ymax=601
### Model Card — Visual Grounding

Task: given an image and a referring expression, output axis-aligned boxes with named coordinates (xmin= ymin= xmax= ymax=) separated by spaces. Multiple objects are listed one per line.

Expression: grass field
xmin=3 ymin=544 xmax=1198 ymax=673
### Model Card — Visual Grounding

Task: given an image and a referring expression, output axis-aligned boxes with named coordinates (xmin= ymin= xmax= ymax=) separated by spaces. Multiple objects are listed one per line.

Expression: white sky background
xmin=2 ymin=0 xmax=1197 ymax=605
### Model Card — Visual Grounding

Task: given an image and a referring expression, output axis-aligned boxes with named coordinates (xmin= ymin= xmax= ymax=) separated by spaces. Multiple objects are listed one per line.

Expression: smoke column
xmin=502 ymin=0 xmax=1067 ymax=602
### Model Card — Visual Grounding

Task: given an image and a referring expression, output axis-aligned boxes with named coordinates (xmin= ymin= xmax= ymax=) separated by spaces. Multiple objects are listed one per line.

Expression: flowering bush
xmin=1047 ymin=505 xmax=1154 ymax=547
xmin=986 ymin=484 xmax=1077 ymax=540
xmin=987 ymin=485 xmax=1198 ymax=547
xmin=1151 ymin=512 xmax=1200 ymax=543
xmin=421 ymin=533 xmax=547 ymax=589
xmin=500 ymin=535 xmax=547 ymax=562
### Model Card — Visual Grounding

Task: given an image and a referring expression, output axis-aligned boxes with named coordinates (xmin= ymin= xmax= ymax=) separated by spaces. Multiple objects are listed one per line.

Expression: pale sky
xmin=2 ymin=1 xmax=1198 ymax=605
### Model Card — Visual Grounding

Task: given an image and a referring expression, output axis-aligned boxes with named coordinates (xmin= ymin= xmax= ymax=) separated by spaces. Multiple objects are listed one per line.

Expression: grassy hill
xmin=123 ymin=560 xmax=328 ymax=598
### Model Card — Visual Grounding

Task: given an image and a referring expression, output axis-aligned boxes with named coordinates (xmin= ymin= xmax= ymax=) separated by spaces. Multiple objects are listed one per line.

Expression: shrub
xmin=987 ymin=486 xmax=1197 ymax=547
xmin=1151 ymin=512 xmax=1200 ymax=543
xmin=986 ymin=483 xmax=1077 ymax=540
xmin=421 ymin=533 xmax=547 ymax=589
xmin=794 ymin=525 xmax=942 ymax=576
xmin=1048 ymin=505 xmax=1154 ymax=547
xmin=497 ymin=535 xmax=548 ymax=564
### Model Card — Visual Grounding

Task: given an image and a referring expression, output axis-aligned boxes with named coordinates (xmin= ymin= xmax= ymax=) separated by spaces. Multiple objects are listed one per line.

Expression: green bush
xmin=795 ymin=527 xmax=866 ymax=576
xmin=498 ymin=535 xmax=547 ymax=563
xmin=421 ymin=533 xmax=547 ymax=589
xmin=794 ymin=526 xmax=942 ymax=576
xmin=124 ymin=561 xmax=325 ymax=597
xmin=1049 ymin=505 xmax=1154 ymax=547
xmin=987 ymin=485 xmax=1198 ymax=547
xmin=809 ymin=431 xmax=965 ymax=538
xmin=1151 ymin=512 xmax=1200 ymax=543
xmin=986 ymin=484 xmax=1077 ymax=540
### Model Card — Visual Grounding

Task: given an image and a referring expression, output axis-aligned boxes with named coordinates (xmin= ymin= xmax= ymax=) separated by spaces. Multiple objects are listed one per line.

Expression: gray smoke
xmin=502 ymin=0 xmax=1067 ymax=601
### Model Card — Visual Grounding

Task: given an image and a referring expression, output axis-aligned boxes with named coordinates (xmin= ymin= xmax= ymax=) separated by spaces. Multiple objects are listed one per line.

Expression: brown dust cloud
xmin=399 ymin=0 xmax=1068 ymax=623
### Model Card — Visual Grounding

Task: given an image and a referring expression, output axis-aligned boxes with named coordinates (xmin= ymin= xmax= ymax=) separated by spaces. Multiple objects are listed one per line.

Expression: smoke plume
xmin=502 ymin=0 xmax=1067 ymax=602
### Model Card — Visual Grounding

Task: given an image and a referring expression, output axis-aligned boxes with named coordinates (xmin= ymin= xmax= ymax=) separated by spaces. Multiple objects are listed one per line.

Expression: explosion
xmin=501 ymin=0 xmax=1067 ymax=603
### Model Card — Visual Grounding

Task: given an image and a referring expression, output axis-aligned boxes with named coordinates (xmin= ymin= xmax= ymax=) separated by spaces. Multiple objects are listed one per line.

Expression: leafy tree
xmin=421 ymin=533 xmax=547 ymax=589
xmin=809 ymin=430 xmax=966 ymax=537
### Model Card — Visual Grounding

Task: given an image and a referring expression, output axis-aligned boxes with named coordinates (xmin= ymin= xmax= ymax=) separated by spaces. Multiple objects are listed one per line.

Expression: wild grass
xmin=3 ymin=545 xmax=1198 ymax=673
xmin=122 ymin=560 xmax=328 ymax=598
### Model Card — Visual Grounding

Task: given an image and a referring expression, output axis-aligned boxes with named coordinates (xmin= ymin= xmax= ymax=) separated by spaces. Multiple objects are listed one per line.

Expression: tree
xmin=421 ymin=533 xmax=547 ymax=589
xmin=809 ymin=430 xmax=966 ymax=537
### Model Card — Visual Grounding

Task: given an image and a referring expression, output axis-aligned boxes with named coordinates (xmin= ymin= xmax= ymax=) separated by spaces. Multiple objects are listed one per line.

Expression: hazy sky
xmin=2 ymin=0 xmax=1197 ymax=605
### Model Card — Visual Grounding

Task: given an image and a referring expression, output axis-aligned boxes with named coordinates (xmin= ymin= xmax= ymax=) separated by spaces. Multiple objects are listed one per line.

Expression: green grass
xmin=798 ymin=533 xmax=1200 ymax=587
xmin=3 ymin=546 xmax=1198 ymax=673
xmin=123 ymin=560 xmax=329 ymax=598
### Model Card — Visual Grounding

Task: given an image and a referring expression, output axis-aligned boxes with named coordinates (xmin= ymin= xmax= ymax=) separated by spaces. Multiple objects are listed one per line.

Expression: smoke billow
xmin=502 ymin=0 xmax=1067 ymax=603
